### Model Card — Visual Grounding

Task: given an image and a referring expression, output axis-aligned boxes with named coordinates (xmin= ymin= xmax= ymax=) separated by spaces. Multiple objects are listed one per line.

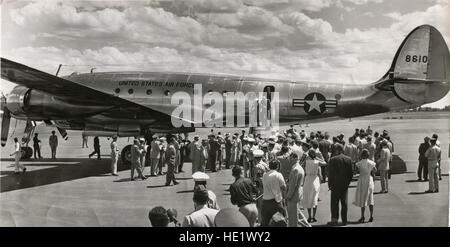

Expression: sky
xmin=1 ymin=0 xmax=449 ymax=108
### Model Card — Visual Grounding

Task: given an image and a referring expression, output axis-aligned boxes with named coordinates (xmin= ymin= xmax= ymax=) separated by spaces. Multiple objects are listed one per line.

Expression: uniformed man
xmin=110 ymin=135 xmax=119 ymax=176
xmin=286 ymin=152 xmax=310 ymax=227
xmin=139 ymin=138 xmax=147 ymax=174
xmin=200 ymin=139 xmax=209 ymax=172
xmin=178 ymin=135 xmax=188 ymax=173
xmin=189 ymin=135 xmax=202 ymax=174
xmin=157 ymin=137 xmax=167 ymax=176
xmin=33 ymin=133 xmax=42 ymax=159
xmin=49 ymin=130 xmax=58 ymax=159
xmin=172 ymin=136 xmax=180 ymax=174
xmin=192 ymin=171 xmax=220 ymax=210
xmin=130 ymin=139 xmax=147 ymax=181
xmin=344 ymin=136 xmax=358 ymax=174
xmin=242 ymin=138 xmax=250 ymax=177
xmin=165 ymin=137 xmax=179 ymax=186
xmin=10 ymin=137 xmax=26 ymax=174
xmin=377 ymin=140 xmax=391 ymax=193
xmin=425 ymin=137 xmax=441 ymax=193
xmin=253 ymin=149 xmax=269 ymax=224
xmin=149 ymin=135 xmax=161 ymax=176
xmin=82 ymin=132 xmax=89 ymax=148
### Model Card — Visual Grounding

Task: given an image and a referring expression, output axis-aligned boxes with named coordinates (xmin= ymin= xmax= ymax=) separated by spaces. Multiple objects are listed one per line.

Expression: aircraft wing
xmin=1 ymin=58 xmax=201 ymax=126
xmin=1 ymin=57 xmax=124 ymax=103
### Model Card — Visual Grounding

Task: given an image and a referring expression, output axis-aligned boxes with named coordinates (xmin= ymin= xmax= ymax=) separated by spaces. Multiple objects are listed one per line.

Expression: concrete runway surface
xmin=0 ymin=113 xmax=448 ymax=226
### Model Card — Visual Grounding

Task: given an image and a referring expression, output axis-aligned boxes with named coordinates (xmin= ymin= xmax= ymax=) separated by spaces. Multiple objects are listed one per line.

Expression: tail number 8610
xmin=405 ymin=55 xmax=428 ymax=63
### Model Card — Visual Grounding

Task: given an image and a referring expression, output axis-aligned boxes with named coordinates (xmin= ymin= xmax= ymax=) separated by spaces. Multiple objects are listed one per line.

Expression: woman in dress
xmin=353 ymin=149 xmax=377 ymax=223
xmin=303 ymin=149 xmax=326 ymax=222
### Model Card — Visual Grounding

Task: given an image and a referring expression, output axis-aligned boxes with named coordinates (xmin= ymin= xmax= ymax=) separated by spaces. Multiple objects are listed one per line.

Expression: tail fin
xmin=376 ymin=25 xmax=450 ymax=104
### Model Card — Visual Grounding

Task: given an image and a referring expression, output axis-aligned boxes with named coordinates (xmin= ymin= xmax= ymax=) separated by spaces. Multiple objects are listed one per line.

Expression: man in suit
xmin=208 ymin=134 xmax=220 ymax=172
xmin=89 ymin=136 xmax=101 ymax=160
xmin=417 ymin=136 xmax=430 ymax=181
xmin=33 ymin=133 xmax=43 ymax=159
xmin=225 ymin=133 xmax=233 ymax=169
xmin=286 ymin=152 xmax=310 ymax=227
xmin=318 ymin=134 xmax=331 ymax=183
xmin=229 ymin=166 xmax=258 ymax=226
xmin=327 ymin=144 xmax=353 ymax=226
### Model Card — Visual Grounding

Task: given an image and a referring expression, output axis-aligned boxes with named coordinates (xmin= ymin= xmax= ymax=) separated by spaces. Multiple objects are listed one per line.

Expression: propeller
xmin=1 ymin=93 xmax=11 ymax=147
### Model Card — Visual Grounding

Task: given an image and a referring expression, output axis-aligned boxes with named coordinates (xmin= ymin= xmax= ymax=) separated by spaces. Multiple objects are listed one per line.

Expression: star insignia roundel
xmin=292 ymin=92 xmax=337 ymax=116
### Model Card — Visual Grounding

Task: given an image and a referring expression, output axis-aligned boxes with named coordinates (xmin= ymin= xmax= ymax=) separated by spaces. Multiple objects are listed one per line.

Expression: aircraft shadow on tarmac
xmin=0 ymin=158 xmax=130 ymax=193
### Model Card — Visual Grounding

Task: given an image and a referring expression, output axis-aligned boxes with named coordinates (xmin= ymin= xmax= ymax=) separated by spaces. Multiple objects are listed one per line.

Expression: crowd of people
xmin=7 ymin=123 xmax=443 ymax=227
xmin=146 ymin=125 xmax=442 ymax=227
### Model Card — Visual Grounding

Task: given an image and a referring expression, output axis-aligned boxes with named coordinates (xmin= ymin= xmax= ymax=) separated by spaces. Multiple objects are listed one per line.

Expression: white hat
xmin=253 ymin=149 xmax=264 ymax=158
xmin=160 ymin=137 xmax=166 ymax=141
xmin=192 ymin=171 xmax=210 ymax=182
xmin=247 ymin=138 xmax=255 ymax=143
xmin=139 ymin=138 xmax=145 ymax=142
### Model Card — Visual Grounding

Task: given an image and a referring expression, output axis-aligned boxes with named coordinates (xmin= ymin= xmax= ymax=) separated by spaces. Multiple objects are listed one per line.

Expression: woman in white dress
xmin=303 ymin=149 xmax=326 ymax=222
xmin=353 ymin=149 xmax=377 ymax=223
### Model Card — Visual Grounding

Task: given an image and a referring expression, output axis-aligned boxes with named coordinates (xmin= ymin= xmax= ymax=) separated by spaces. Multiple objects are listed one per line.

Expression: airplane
xmin=1 ymin=24 xmax=449 ymax=165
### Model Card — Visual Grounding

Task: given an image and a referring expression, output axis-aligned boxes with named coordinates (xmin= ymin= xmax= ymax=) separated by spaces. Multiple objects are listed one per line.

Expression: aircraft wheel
xmin=21 ymin=146 xmax=33 ymax=159
xmin=121 ymin=145 xmax=132 ymax=166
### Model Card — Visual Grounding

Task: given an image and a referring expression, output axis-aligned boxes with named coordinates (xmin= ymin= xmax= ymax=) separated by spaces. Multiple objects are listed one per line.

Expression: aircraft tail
xmin=375 ymin=25 xmax=450 ymax=104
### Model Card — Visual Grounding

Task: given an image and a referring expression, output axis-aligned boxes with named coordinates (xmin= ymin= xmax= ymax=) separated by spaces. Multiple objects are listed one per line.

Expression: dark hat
xmin=214 ymin=208 xmax=250 ymax=227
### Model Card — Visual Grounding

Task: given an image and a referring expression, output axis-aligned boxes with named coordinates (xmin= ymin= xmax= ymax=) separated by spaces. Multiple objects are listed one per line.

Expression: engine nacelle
xmin=7 ymin=86 xmax=112 ymax=119
xmin=6 ymin=86 xmax=35 ymax=118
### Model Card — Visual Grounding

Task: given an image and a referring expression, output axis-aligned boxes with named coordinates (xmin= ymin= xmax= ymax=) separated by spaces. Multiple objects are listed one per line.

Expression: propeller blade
xmin=57 ymin=127 xmax=68 ymax=140
xmin=1 ymin=95 xmax=11 ymax=147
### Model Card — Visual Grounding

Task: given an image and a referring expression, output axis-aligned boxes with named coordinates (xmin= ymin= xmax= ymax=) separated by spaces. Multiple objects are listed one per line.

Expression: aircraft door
xmin=263 ymin=85 xmax=275 ymax=126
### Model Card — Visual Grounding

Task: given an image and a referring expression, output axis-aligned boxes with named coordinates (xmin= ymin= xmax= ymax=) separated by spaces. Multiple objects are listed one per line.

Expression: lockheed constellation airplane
xmin=1 ymin=25 xmax=449 ymax=164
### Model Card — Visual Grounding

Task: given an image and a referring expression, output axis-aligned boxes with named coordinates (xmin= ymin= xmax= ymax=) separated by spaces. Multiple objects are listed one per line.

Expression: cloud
xmin=280 ymin=12 xmax=334 ymax=40
xmin=2 ymin=0 xmax=449 ymax=93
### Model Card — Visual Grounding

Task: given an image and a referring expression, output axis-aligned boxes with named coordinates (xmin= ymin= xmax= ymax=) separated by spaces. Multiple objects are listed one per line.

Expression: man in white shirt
xmin=261 ymin=159 xmax=286 ymax=227
xmin=431 ymin=134 xmax=442 ymax=180
xmin=110 ymin=135 xmax=119 ymax=176
xmin=10 ymin=137 xmax=26 ymax=174
xmin=425 ymin=137 xmax=441 ymax=193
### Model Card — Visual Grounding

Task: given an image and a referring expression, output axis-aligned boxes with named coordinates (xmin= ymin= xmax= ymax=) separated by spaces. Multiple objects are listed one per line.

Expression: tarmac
xmin=0 ymin=113 xmax=448 ymax=227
